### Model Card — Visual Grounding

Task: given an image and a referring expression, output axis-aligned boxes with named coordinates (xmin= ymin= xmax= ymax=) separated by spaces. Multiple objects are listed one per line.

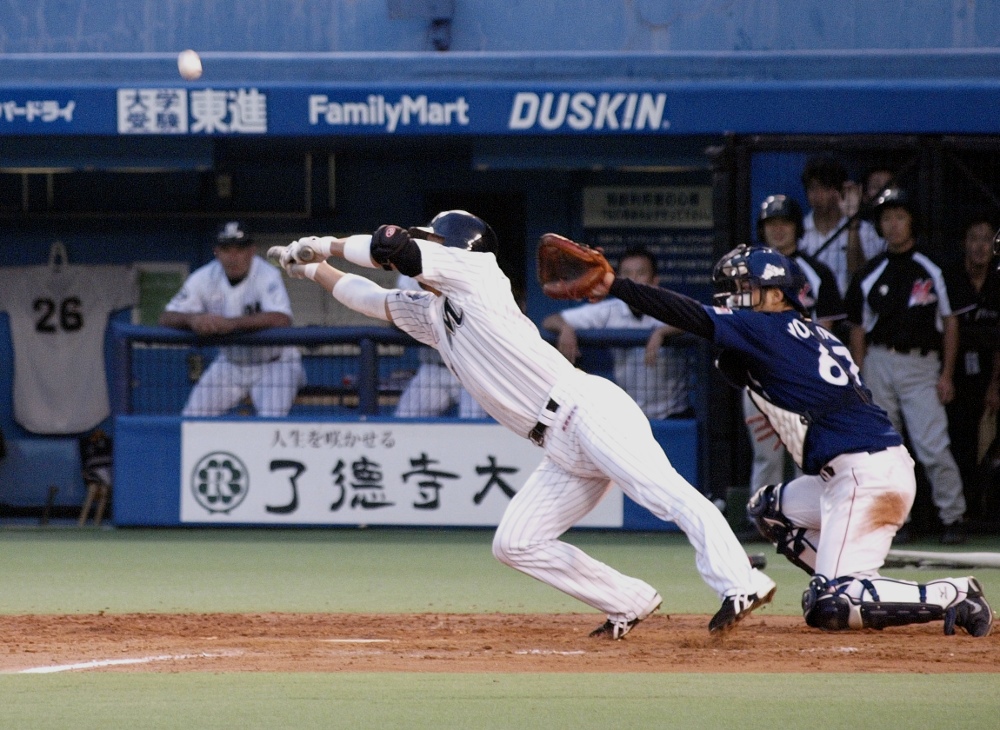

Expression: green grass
xmin=1 ymin=673 xmax=998 ymax=729
xmin=1 ymin=528 xmax=998 ymax=616
xmin=2 ymin=528 xmax=998 ymax=729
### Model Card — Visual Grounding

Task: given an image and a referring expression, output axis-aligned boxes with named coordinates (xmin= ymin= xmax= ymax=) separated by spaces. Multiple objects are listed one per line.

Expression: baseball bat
xmin=885 ymin=549 xmax=1000 ymax=569
xmin=266 ymin=245 xmax=317 ymax=266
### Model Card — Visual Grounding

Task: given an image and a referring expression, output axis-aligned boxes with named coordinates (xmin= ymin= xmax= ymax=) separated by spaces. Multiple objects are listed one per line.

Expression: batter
xmin=269 ymin=210 xmax=776 ymax=637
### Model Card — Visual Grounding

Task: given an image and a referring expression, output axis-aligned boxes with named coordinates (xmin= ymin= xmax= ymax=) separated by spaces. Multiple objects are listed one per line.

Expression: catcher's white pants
xmin=183 ymin=350 xmax=306 ymax=417
xmin=781 ymin=446 xmax=915 ymax=580
xmin=493 ymin=371 xmax=771 ymax=621
xmin=779 ymin=446 xmax=974 ymax=610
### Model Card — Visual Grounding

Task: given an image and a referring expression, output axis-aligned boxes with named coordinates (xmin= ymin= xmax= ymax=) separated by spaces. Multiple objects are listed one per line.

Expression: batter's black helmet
xmin=216 ymin=220 xmax=252 ymax=247
xmin=712 ymin=244 xmax=808 ymax=315
xmin=757 ymin=195 xmax=805 ymax=242
xmin=993 ymin=226 xmax=1000 ymax=259
xmin=412 ymin=210 xmax=499 ymax=255
xmin=871 ymin=187 xmax=916 ymax=237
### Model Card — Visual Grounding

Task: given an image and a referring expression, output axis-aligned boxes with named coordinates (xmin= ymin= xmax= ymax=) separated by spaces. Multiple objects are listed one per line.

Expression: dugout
xmin=2 ymin=49 xmax=1000 ymax=521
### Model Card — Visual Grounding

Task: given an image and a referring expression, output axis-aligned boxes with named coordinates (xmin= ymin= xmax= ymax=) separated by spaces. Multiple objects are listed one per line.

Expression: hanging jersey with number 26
xmin=0 ymin=265 xmax=137 ymax=434
xmin=706 ymin=307 xmax=901 ymax=475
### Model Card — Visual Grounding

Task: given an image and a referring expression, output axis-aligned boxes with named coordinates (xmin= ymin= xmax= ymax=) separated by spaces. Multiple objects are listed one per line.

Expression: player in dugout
xmin=267 ymin=210 xmax=777 ymax=638
xmin=576 ymin=241 xmax=992 ymax=637
xmin=160 ymin=221 xmax=306 ymax=417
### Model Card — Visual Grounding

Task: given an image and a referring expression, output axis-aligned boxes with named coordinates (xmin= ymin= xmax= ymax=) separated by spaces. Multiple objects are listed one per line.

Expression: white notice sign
xmin=180 ymin=421 xmax=624 ymax=527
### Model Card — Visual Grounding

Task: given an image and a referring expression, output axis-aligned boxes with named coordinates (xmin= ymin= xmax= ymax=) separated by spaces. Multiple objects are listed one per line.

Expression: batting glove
xmin=288 ymin=236 xmax=335 ymax=264
xmin=286 ymin=262 xmax=320 ymax=281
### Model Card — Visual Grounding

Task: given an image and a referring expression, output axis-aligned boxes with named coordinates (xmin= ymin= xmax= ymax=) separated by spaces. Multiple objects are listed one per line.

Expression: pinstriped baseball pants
xmin=493 ymin=370 xmax=768 ymax=621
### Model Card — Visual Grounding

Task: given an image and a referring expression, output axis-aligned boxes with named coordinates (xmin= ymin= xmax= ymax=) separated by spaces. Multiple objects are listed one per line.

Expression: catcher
xmin=269 ymin=212 xmax=776 ymax=638
xmin=561 ymin=239 xmax=992 ymax=637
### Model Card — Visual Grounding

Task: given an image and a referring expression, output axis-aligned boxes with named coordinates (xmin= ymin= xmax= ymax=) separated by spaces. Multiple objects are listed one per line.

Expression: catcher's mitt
xmin=537 ymin=233 xmax=613 ymax=300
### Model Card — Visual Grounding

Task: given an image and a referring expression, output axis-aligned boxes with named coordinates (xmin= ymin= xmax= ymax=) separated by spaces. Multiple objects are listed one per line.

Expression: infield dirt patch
xmin=2 ymin=612 xmax=997 ymax=674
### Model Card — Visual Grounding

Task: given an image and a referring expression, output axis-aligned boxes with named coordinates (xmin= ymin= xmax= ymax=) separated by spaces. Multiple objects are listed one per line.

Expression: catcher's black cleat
xmin=944 ymin=578 xmax=994 ymax=638
xmin=590 ymin=597 xmax=662 ymax=640
xmin=709 ymin=583 xmax=777 ymax=634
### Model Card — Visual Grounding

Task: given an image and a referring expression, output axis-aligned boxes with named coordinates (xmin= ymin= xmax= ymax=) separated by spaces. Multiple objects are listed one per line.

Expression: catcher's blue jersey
xmin=706 ymin=307 xmax=902 ymax=475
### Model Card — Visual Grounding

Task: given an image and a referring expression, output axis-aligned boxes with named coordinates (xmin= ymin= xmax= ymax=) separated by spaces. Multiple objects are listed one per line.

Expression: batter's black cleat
xmin=709 ymin=581 xmax=777 ymax=634
xmin=944 ymin=578 xmax=994 ymax=637
xmin=590 ymin=596 xmax=662 ymax=640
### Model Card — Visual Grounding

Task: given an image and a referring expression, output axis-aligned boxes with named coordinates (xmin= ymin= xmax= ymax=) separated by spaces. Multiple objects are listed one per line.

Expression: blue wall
xmin=2 ymin=1 xmax=999 ymax=53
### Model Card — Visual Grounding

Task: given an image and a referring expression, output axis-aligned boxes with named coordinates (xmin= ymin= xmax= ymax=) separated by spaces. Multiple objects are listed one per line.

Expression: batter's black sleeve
xmin=609 ymin=278 xmax=714 ymax=339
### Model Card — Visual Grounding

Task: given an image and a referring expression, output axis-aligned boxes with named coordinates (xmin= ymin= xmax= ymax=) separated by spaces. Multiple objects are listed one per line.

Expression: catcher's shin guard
xmin=804 ymin=575 xmax=948 ymax=631
xmin=747 ymin=483 xmax=816 ymax=575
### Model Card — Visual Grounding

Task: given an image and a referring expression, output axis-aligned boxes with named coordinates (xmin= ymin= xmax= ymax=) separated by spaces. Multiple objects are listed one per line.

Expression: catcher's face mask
xmin=713 ymin=245 xmax=808 ymax=314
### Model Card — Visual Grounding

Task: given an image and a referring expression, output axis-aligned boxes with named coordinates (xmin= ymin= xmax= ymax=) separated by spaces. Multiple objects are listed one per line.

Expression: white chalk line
xmin=514 ymin=649 xmax=586 ymax=656
xmin=320 ymin=638 xmax=393 ymax=643
xmin=16 ymin=651 xmax=237 ymax=674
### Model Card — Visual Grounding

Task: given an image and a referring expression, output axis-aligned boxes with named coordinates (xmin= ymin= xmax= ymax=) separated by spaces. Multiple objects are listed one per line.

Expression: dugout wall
xmin=3 ymin=50 xmax=1000 ymax=519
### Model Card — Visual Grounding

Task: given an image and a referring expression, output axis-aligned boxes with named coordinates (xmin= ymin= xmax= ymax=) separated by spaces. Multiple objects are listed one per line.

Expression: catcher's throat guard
xmin=537 ymin=233 xmax=613 ymax=300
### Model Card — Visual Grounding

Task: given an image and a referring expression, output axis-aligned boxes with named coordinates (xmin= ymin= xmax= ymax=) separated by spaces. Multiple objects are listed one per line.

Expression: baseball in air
xmin=177 ymin=49 xmax=203 ymax=80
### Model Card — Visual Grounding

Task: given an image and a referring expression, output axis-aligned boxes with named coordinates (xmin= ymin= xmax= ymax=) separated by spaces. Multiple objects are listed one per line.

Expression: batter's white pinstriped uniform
xmin=381 ymin=239 xmax=772 ymax=622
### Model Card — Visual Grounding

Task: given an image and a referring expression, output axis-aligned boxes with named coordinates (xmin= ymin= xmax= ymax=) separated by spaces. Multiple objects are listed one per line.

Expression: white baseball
xmin=177 ymin=49 xmax=203 ymax=81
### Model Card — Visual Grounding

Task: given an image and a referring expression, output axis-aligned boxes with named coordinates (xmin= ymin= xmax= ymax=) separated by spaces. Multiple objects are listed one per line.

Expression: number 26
xmin=33 ymin=297 xmax=83 ymax=332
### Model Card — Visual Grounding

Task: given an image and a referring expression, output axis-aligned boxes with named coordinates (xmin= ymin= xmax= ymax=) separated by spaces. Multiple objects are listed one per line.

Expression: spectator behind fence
xmin=393 ymin=273 xmax=488 ymax=419
xmin=542 ymin=247 xmax=691 ymax=420
xmin=159 ymin=221 xmax=306 ymax=417
xmin=845 ymin=188 xmax=971 ymax=545
xmin=742 ymin=195 xmax=846 ymax=495
xmin=798 ymin=155 xmax=885 ymax=297
xmin=948 ymin=214 xmax=1000 ymax=518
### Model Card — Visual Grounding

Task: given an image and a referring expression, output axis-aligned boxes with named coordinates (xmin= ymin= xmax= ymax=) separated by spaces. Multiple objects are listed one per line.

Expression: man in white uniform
xmin=543 ymin=247 xmax=690 ymax=421
xmin=268 ymin=210 xmax=776 ymax=637
xmin=160 ymin=221 xmax=305 ymax=417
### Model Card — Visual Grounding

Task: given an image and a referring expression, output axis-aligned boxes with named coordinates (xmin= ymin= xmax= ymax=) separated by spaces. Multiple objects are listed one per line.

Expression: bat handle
xmin=297 ymin=247 xmax=317 ymax=263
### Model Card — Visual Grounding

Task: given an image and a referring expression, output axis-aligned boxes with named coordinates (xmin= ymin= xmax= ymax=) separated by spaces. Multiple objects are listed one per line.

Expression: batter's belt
xmin=528 ymin=398 xmax=560 ymax=447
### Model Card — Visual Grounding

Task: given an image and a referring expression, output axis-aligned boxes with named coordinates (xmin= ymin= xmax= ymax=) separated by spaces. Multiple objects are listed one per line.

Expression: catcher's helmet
xmin=216 ymin=220 xmax=252 ymax=247
xmin=757 ymin=195 xmax=804 ymax=242
xmin=871 ymin=187 xmax=915 ymax=237
xmin=712 ymin=244 xmax=808 ymax=314
xmin=413 ymin=210 xmax=499 ymax=255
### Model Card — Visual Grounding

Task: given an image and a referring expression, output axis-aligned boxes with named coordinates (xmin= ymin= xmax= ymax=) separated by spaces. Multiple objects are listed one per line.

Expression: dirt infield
xmin=2 ymin=611 xmax=997 ymax=674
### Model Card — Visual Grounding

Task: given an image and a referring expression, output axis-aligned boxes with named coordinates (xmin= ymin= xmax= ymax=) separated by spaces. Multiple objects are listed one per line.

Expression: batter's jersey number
xmin=34 ymin=296 xmax=83 ymax=333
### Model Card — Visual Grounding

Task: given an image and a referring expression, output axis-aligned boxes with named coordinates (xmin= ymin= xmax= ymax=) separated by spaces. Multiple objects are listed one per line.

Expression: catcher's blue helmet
xmin=713 ymin=244 xmax=808 ymax=314
xmin=411 ymin=210 xmax=499 ymax=255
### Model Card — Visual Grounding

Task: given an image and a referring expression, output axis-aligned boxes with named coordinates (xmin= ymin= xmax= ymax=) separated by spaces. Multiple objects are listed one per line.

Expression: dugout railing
xmin=109 ymin=322 xmax=713 ymax=494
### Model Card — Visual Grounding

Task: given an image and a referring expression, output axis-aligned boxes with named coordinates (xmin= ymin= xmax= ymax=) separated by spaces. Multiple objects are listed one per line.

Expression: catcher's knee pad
xmin=802 ymin=575 xmax=852 ymax=631
xmin=747 ymin=483 xmax=816 ymax=575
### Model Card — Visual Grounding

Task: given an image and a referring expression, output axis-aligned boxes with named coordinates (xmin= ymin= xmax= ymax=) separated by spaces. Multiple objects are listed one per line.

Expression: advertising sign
xmin=179 ymin=420 xmax=624 ymax=526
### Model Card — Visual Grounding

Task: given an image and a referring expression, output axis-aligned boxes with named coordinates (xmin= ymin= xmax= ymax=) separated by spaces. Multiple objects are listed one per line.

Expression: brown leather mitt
xmin=536 ymin=233 xmax=613 ymax=300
